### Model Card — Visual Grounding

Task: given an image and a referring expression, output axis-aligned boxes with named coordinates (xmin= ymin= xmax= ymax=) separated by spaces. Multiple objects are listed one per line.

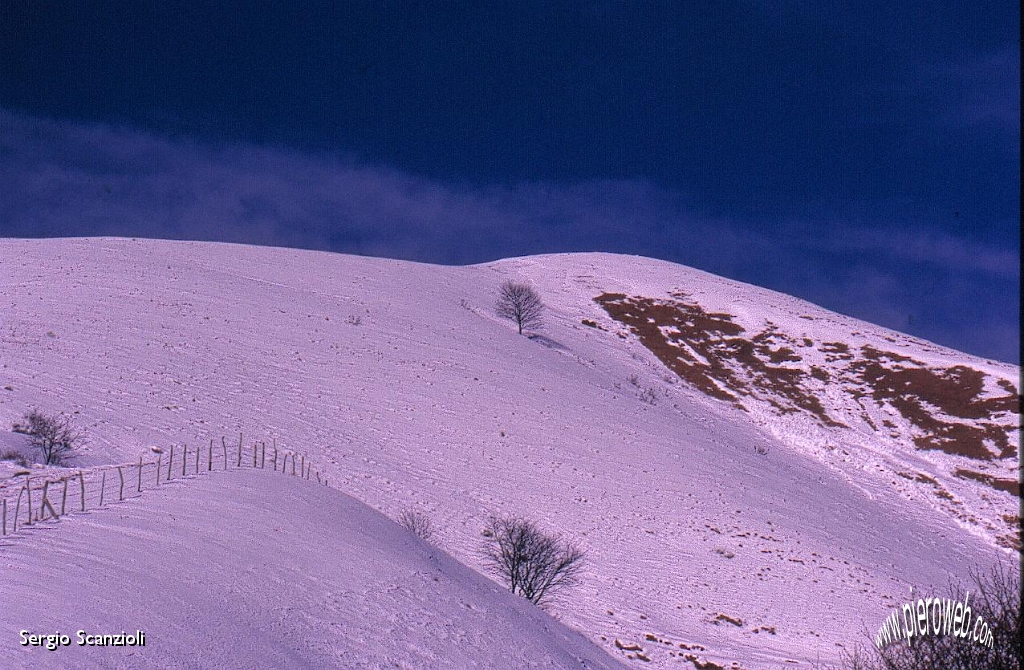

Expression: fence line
xmin=0 ymin=436 xmax=329 ymax=541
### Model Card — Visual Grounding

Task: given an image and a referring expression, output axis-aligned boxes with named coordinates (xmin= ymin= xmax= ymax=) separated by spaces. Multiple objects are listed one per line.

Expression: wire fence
xmin=0 ymin=435 xmax=328 ymax=539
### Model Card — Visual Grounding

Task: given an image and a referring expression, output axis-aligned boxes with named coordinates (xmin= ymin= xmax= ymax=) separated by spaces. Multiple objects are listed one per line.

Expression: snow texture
xmin=0 ymin=238 xmax=1017 ymax=668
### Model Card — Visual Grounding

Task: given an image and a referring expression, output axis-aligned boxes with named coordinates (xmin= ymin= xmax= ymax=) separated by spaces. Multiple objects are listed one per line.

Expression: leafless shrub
xmin=835 ymin=563 xmax=1020 ymax=670
xmin=0 ymin=449 xmax=29 ymax=467
xmin=626 ymin=374 xmax=640 ymax=387
xmin=639 ymin=387 xmax=658 ymax=405
xmin=16 ymin=409 xmax=84 ymax=466
xmin=398 ymin=510 xmax=435 ymax=542
xmin=495 ymin=281 xmax=544 ymax=335
xmin=482 ymin=515 xmax=586 ymax=607
xmin=754 ymin=445 xmax=770 ymax=456
xmin=346 ymin=315 xmax=362 ymax=326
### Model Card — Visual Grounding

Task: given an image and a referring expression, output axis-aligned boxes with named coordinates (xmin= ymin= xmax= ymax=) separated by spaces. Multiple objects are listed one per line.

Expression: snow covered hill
xmin=0 ymin=238 xmax=1018 ymax=668
xmin=1 ymin=467 xmax=620 ymax=669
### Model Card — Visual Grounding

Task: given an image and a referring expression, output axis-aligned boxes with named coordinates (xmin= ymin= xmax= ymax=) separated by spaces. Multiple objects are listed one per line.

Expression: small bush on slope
xmin=482 ymin=515 xmax=586 ymax=608
xmin=0 ymin=448 xmax=29 ymax=467
xmin=15 ymin=409 xmax=84 ymax=466
xmin=398 ymin=510 xmax=435 ymax=542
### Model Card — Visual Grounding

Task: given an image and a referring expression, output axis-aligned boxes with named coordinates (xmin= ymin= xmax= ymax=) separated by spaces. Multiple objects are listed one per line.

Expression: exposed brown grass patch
xmin=614 ymin=639 xmax=643 ymax=652
xmin=595 ymin=293 xmax=843 ymax=426
xmin=594 ymin=293 xmax=1018 ymax=475
xmin=820 ymin=341 xmax=853 ymax=363
xmin=810 ymin=366 xmax=829 ymax=382
xmin=850 ymin=347 xmax=1018 ymax=460
xmin=896 ymin=471 xmax=939 ymax=486
xmin=953 ymin=468 xmax=1021 ymax=497
xmin=596 ymin=293 xmax=741 ymax=403
xmin=996 ymin=533 xmax=1021 ymax=551
xmin=712 ymin=613 xmax=744 ymax=626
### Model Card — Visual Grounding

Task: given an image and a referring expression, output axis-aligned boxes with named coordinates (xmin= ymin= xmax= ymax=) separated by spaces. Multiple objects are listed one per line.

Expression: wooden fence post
xmin=208 ymin=439 xmax=213 ymax=471
xmin=13 ymin=487 xmax=24 ymax=533
xmin=291 ymin=453 xmax=296 ymax=476
xmin=118 ymin=467 xmax=125 ymax=501
xmin=79 ymin=471 xmax=85 ymax=512
xmin=316 ymin=471 xmax=321 ymax=484
xmin=25 ymin=477 xmax=32 ymax=525
xmin=41 ymin=480 xmax=57 ymax=519
xmin=300 ymin=455 xmax=305 ymax=478
xmin=2 ymin=498 xmax=5 ymax=535
xmin=183 ymin=444 xmax=187 ymax=477
xmin=261 ymin=442 xmax=266 ymax=468
xmin=156 ymin=455 xmax=162 ymax=485
xmin=237 ymin=432 xmax=243 ymax=467
xmin=253 ymin=442 xmax=258 ymax=468
xmin=138 ymin=456 xmax=143 ymax=492
xmin=273 ymin=447 xmax=278 ymax=471
xmin=196 ymin=444 xmax=200 ymax=475
xmin=222 ymin=437 xmax=228 ymax=470
xmin=42 ymin=496 xmax=57 ymax=520
xmin=168 ymin=446 xmax=174 ymax=480
xmin=61 ymin=478 xmax=68 ymax=515
xmin=99 ymin=471 xmax=106 ymax=507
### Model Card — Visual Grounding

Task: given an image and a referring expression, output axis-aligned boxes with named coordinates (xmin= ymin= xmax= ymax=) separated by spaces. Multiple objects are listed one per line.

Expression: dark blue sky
xmin=1 ymin=2 xmax=1019 ymax=362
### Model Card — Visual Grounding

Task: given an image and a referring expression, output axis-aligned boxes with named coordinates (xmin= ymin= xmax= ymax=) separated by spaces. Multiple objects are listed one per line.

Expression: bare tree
xmin=496 ymin=281 xmax=544 ymax=335
xmin=15 ymin=409 xmax=83 ymax=466
xmin=398 ymin=509 xmax=435 ymax=542
xmin=482 ymin=515 xmax=586 ymax=607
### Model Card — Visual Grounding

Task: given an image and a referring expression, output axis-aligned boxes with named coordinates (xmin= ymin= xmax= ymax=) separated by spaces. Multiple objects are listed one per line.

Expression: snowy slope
xmin=0 ymin=467 xmax=621 ymax=669
xmin=0 ymin=238 xmax=1017 ymax=668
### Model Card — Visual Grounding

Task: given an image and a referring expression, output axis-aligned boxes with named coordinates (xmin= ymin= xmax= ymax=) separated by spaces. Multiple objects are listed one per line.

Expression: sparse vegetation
xmin=638 ymin=387 xmax=658 ymax=405
xmin=482 ymin=515 xmax=586 ymax=607
xmin=834 ymin=563 xmax=1020 ymax=670
xmin=0 ymin=448 xmax=29 ymax=467
xmin=495 ymin=281 xmax=544 ymax=335
xmin=398 ymin=510 xmax=435 ymax=542
xmin=14 ymin=409 xmax=84 ymax=466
